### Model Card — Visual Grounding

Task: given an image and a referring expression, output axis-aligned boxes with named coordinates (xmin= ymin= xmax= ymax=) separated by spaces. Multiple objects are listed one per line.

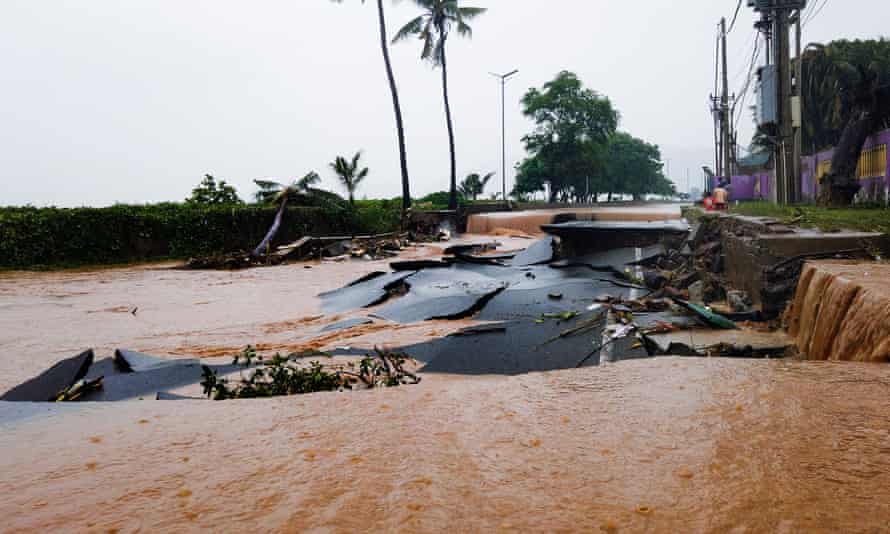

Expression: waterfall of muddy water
xmin=466 ymin=203 xmax=684 ymax=235
xmin=787 ymin=261 xmax=890 ymax=362
xmin=5 ymin=359 xmax=890 ymax=531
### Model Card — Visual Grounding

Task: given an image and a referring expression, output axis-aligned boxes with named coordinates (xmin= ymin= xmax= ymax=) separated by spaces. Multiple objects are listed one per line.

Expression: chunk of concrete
xmin=646 ymin=328 xmax=791 ymax=357
xmin=727 ymin=290 xmax=751 ymax=312
xmin=688 ymin=281 xmax=705 ymax=304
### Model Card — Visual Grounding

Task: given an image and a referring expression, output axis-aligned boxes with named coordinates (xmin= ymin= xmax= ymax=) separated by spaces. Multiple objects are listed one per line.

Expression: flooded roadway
xmin=4 ymin=359 xmax=890 ymax=532
xmin=4 ymin=214 xmax=890 ymax=531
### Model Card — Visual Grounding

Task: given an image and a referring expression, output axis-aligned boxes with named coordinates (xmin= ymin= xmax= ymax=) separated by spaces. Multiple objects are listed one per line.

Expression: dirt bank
xmin=4 ymin=358 xmax=890 ymax=532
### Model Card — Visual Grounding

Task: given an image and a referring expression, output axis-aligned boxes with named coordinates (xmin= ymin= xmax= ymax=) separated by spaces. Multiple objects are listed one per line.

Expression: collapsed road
xmin=2 ymin=216 xmax=795 ymax=401
xmin=4 ymin=205 xmax=890 ymax=532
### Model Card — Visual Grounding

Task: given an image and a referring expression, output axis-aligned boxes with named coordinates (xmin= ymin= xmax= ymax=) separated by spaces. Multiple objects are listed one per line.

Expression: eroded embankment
xmin=787 ymin=261 xmax=890 ymax=362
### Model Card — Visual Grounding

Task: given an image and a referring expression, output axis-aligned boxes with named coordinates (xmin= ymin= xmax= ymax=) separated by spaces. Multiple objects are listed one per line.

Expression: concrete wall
xmin=800 ymin=128 xmax=890 ymax=204
xmin=715 ymin=127 xmax=890 ymax=204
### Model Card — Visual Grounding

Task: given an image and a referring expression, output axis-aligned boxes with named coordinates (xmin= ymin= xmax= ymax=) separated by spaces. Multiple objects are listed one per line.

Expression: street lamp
xmin=490 ymin=69 xmax=519 ymax=203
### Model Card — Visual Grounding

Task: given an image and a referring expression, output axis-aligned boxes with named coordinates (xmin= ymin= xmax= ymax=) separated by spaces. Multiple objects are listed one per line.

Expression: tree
xmin=795 ymin=39 xmax=890 ymax=205
xmin=519 ymin=71 xmax=619 ymax=202
xmin=394 ymin=0 xmax=486 ymax=211
xmin=330 ymin=151 xmax=370 ymax=205
xmin=251 ymin=172 xmax=320 ymax=256
xmin=331 ymin=0 xmax=412 ymax=218
xmin=603 ymin=133 xmax=672 ymax=201
xmin=458 ymin=172 xmax=494 ymax=200
xmin=186 ymin=174 xmax=242 ymax=205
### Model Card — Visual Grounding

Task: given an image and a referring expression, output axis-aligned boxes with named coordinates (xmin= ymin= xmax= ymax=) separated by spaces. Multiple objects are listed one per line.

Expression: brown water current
xmin=787 ymin=261 xmax=890 ymax=362
xmin=4 ymin=359 xmax=890 ymax=532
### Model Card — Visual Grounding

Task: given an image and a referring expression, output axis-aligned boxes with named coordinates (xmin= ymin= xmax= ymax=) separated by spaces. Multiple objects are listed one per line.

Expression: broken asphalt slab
xmin=319 ymin=270 xmax=416 ymax=313
xmin=645 ymin=328 xmax=791 ymax=357
xmin=407 ymin=311 xmax=608 ymax=375
xmin=0 ymin=349 xmax=94 ymax=402
xmin=320 ymin=317 xmax=375 ymax=333
xmin=114 ymin=349 xmax=200 ymax=373
xmin=508 ymin=236 xmax=556 ymax=267
xmin=550 ymin=245 xmax=667 ymax=276
xmin=373 ymin=267 xmax=508 ymax=323
xmin=543 ymin=220 xmax=689 ymax=252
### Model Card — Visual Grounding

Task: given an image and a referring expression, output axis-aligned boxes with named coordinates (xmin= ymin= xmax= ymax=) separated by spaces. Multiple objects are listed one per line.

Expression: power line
xmin=714 ymin=26 xmax=721 ymax=97
xmin=803 ymin=0 xmax=830 ymax=27
xmin=730 ymin=28 xmax=758 ymax=86
xmin=727 ymin=0 xmax=744 ymax=33
xmin=734 ymin=37 xmax=761 ymax=133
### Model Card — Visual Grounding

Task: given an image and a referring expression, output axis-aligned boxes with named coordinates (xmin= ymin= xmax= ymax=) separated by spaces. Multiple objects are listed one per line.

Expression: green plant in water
xmin=202 ymin=346 xmax=420 ymax=400
xmin=232 ymin=345 xmax=259 ymax=366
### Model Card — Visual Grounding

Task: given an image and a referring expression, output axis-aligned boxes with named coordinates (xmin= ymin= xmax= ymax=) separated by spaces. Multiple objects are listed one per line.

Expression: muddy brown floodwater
xmin=3 ymin=226 xmax=890 ymax=532
xmin=4 ymin=360 xmax=890 ymax=532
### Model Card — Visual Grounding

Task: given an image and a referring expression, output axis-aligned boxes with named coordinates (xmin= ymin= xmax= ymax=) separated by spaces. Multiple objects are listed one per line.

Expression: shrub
xmin=0 ymin=203 xmax=365 ymax=269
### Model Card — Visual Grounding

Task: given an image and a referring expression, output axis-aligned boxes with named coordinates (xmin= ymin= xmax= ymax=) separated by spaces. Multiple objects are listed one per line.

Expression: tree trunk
xmin=818 ymin=86 xmax=890 ymax=206
xmin=439 ymin=35 xmax=458 ymax=211
xmin=375 ymin=0 xmax=411 ymax=219
xmin=818 ymin=108 xmax=873 ymax=206
xmin=253 ymin=198 xmax=287 ymax=257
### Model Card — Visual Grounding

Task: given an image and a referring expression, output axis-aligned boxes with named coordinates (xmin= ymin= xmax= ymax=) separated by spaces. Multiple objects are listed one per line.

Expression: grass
xmin=728 ymin=201 xmax=890 ymax=235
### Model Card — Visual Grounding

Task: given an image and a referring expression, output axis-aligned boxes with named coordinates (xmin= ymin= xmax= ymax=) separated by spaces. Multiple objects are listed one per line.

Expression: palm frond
xmin=393 ymin=15 xmax=425 ymax=43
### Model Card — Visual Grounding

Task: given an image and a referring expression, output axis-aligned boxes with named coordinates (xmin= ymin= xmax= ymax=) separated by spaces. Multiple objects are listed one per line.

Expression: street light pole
xmin=490 ymin=69 xmax=519 ymax=203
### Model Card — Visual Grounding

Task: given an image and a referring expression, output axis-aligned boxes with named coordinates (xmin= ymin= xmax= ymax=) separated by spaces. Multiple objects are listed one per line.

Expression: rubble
xmin=183 ymin=233 xmax=413 ymax=270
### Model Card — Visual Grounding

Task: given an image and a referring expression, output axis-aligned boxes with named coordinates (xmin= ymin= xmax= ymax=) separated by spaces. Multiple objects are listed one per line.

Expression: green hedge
xmin=0 ymin=203 xmax=393 ymax=269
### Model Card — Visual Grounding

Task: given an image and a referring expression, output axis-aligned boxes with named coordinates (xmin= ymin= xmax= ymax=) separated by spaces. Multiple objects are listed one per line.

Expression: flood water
xmin=4 ymin=359 xmax=890 ymax=532
xmin=788 ymin=261 xmax=890 ymax=362
xmin=4 ymin=220 xmax=890 ymax=531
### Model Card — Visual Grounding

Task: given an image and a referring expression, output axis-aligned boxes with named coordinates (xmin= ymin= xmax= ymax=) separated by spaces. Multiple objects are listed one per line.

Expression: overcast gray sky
xmin=1 ymin=0 xmax=886 ymax=207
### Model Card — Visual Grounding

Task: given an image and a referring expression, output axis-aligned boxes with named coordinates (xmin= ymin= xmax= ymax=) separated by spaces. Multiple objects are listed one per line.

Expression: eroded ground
xmin=3 ymin=226 xmax=890 ymax=532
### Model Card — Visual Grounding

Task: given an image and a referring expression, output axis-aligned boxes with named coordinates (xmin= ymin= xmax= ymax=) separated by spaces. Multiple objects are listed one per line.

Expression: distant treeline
xmin=0 ymin=201 xmax=401 ymax=269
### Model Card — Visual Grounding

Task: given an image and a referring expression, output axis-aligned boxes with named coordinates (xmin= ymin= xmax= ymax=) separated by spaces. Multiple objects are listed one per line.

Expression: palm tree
xmin=459 ymin=171 xmax=494 ymax=200
xmin=393 ymin=0 xmax=486 ymax=211
xmin=797 ymin=39 xmax=890 ymax=205
xmin=251 ymin=172 xmax=320 ymax=256
xmin=331 ymin=0 xmax=412 ymax=219
xmin=330 ymin=151 xmax=370 ymax=205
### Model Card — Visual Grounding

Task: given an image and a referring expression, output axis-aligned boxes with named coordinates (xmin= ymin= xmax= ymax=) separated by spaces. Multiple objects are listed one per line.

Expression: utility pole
xmin=711 ymin=94 xmax=721 ymax=193
xmin=721 ymin=17 xmax=733 ymax=183
xmin=793 ymin=11 xmax=803 ymax=203
xmin=773 ymin=7 xmax=796 ymax=204
xmin=490 ymin=69 xmax=519 ymax=204
xmin=749 ymin=1 xmax=807 ymax=205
